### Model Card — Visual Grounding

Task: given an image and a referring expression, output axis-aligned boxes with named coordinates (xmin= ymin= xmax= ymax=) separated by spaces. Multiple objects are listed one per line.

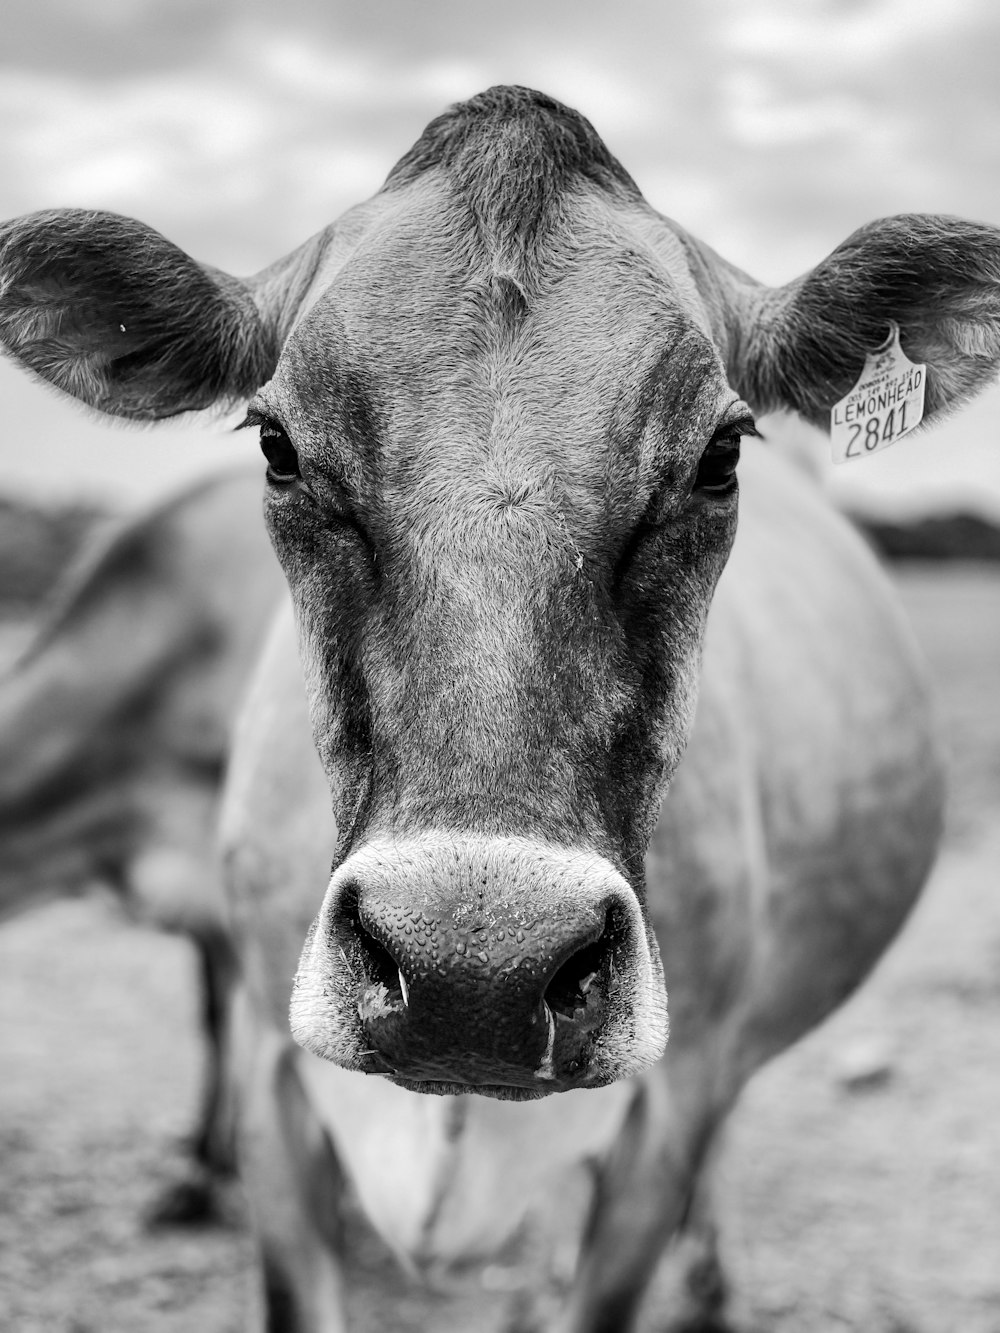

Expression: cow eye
xmin=693 ymin=428 xmax=745 ymax=497
xmin=260 ymin=423 xmax=300 ymax=484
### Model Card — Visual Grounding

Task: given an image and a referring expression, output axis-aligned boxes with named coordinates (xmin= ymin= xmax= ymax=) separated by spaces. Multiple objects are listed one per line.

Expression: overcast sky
xmin=3 ymin=0 xmax=1000 ymax=515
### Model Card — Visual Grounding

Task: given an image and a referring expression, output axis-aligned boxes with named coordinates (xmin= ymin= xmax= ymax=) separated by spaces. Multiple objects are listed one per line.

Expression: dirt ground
xmin=0 ymin=565 xmax=998 ymax=1333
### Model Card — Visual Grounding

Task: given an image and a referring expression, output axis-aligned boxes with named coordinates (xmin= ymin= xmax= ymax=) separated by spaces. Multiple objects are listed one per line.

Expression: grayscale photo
xmin=0 ymin=3 xmax=998 ymax=1331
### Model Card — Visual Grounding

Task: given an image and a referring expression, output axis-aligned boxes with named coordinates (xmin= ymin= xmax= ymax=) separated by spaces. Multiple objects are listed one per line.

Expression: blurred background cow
xmin=0 ymin=472 xmax=283 ymax=1222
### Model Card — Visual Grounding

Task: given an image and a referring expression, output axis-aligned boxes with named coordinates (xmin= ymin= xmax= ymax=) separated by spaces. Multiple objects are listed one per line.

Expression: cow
xmin=2 ymin=85 xmax=998 ymax=1330
xmin=0 ymin=469 xmax=283 ymax=1221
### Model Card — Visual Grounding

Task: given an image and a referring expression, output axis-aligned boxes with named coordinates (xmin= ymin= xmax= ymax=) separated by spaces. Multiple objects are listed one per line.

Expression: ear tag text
xmin=830 ymin=323 xmax=926 ymax=464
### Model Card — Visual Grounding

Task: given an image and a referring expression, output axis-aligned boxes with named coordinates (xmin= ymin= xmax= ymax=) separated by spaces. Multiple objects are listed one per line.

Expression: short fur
xmin=0 ymin=209 xmax=276 ymax=417
xmin=386 ymin=85 xmax=640 ymax=288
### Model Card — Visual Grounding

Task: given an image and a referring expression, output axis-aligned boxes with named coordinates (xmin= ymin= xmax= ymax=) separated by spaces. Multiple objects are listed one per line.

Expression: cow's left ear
xmin=730 ymin=214 xmax=1000 ymax=429
xmin=0 ymin=208 xmax=304 ymax=420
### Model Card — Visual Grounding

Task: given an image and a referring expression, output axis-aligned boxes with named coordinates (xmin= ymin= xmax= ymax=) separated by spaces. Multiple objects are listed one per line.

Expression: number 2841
xmin=845 ymin=401 xmax=913 ymax=457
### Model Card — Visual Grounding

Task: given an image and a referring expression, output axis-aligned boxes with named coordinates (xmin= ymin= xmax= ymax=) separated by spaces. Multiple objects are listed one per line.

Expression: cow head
xmin=3 ymin=87 xmax=1000 ymax=1096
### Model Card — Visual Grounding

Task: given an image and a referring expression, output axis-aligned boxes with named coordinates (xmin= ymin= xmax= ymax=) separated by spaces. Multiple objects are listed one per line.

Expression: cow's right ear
xmin=0 ymin=208 xmax=305 ymax=420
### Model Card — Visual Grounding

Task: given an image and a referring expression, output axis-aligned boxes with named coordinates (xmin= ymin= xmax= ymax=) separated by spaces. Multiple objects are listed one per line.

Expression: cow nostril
xmin=340 ymin=887 xmax=406 ymax=1012
xmin=544 ymin=935 xmax=608 ymax=1020
xmin=356 ymin=925 xmax=406 ymax=1008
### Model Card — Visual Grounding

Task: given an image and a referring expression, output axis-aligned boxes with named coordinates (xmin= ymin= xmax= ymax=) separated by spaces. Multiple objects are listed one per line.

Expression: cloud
xmin=722 ymin=0 xmax=983 ymax=64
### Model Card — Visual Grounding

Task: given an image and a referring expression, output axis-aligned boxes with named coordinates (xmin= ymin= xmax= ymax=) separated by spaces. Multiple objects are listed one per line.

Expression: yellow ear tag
xmin=830 ymin=323 xmax=926 ymax=464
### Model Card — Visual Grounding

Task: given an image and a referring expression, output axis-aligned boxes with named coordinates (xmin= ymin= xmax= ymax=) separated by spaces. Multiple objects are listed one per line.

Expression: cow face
xmin=4 ymin=86 xmax=1000 ymax=1096
xmin=251 ymin=105 xmax=752 ymax=1093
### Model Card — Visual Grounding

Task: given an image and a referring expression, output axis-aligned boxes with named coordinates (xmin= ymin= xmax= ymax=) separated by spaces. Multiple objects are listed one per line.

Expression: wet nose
xmin=293 ymin=836 xmax=651 ymax=1092
xmin=343 ymin=881 xmax=616 ymax=1087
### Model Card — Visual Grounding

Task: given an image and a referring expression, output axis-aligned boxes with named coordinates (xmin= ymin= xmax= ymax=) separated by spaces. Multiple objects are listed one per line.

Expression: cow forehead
xmin=267 ymin=176 xmax=730 ymax=520
xmin=295 ymin=176 xmax=715 ymax=369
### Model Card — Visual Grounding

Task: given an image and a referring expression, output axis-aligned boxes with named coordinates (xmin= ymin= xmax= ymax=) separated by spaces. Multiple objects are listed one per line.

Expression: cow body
xmin=222 ymin=434 xmax=940 ymax=1328
xmin=3 ymin=86 xmax=997 ymax=1329
xmin=0 ymin=469 xmax=284 ymax=1215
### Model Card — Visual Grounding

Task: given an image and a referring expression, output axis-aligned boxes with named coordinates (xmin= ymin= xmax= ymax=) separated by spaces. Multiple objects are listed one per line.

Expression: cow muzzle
xmin=290 ymin=835 xmax=668 ymax=1097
